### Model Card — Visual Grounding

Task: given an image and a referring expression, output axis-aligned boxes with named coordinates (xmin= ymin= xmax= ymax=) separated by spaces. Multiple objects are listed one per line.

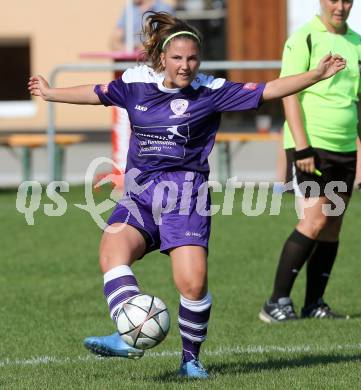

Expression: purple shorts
xmin=108 ymin=171 xmax=211 ymax=254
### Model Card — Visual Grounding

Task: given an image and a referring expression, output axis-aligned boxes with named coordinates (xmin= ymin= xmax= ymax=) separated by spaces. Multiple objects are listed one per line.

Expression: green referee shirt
xmin=280 ymin=16 xmax=361 ymax=152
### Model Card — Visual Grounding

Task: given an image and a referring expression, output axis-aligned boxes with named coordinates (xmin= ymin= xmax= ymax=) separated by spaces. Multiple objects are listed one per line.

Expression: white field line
xmin=1 ymin=343 xmax=361 ymax=368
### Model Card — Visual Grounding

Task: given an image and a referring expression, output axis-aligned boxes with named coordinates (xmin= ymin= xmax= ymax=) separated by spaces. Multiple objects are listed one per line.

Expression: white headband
xmin=162 ymin=31 xmax=200 ymax=50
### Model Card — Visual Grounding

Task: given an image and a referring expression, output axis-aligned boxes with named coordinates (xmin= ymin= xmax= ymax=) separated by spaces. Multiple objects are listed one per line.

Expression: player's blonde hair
xmin=141 ymin=12 xmax=202 ymax=72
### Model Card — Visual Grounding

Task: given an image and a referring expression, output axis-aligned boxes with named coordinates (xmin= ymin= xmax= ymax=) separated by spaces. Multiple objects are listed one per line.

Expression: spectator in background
xmin=110 ymin=0 xmax=174 ymax=51
xmin=260 ymin=0 xmax=361 ymax=323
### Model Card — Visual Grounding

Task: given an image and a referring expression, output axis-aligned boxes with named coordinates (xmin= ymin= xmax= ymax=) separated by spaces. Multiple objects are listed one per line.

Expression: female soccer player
xmin=260 ymin=0 xmax=361 ymax=323
xmin=29 ymin=11 xmax=346 ymax=379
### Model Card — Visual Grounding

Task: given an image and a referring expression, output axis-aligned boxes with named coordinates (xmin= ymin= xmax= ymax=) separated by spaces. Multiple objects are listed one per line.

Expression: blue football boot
xmin=179 ymin=359 xmax=209 ymax=379
xmin=83 ymin=332 xmax=144 ymax=359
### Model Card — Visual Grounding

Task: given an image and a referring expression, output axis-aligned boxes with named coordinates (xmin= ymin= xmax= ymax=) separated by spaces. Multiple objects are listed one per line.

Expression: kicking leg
xmin=84 ymin=223 xmax=147 ymax=358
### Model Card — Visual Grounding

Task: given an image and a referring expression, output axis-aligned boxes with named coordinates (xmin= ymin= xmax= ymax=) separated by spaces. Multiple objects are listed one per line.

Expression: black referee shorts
xmin=286 ymin=148 xmax=356 ymax=198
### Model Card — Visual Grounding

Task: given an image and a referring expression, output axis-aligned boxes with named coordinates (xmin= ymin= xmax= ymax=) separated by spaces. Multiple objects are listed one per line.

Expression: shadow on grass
xmin=152 ymin=353 xmax=361 ymax=383
xmin=348 ymin=313 xmax=361 ymax=319
xmin=0 ymin=187 xmax=19 ymax=194
xmin=208 ymin=353 xmax=361 ymax=376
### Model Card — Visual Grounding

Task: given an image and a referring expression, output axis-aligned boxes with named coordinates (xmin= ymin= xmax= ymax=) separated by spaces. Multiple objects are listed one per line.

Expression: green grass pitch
xmin=1 ymin=186 xmax=361 ymax=389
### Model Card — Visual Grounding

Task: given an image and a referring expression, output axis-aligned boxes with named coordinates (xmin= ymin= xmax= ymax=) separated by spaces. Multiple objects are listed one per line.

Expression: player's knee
xmin=298 ymin=215 xmax=327 ymax=238
xmin=179 ymin=282 xmax=207 ymax=301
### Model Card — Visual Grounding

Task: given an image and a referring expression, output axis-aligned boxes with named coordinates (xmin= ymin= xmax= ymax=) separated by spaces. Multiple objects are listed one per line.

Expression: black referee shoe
xmin=259 ymin=297 xmax=298 ymax=323
xmin=301 ymin=299 xmax=350 ymax=319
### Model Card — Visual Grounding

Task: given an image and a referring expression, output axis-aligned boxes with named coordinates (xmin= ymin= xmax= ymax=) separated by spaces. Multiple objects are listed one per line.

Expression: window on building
xmin=176 ymin=0 xmax=226 ymax=61
xmin=0 ymin=38 xmax=31 ymax=101
xmin=0 ymin=38 xmax=36 ymax=118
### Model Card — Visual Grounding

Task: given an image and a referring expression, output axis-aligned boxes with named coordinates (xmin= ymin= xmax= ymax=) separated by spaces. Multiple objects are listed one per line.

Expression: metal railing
xmin=47 ymin=60 xmax=282 ymax=182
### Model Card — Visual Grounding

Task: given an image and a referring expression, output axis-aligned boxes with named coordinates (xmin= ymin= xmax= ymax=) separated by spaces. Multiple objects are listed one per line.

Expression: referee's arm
xmin=357 ymin=100 xmax=361 ymax=141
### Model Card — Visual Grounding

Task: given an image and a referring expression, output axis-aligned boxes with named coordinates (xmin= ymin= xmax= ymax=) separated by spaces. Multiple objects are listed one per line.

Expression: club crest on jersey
xmin=170 ymin=99 xmax=190 ymax=118
xmin=100 ymin=84 xmax=109 ymax=94
xmin=243 ymin=82 xmax=258 ymax=91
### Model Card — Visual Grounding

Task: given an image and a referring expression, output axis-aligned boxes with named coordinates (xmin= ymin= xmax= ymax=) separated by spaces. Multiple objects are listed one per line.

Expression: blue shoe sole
xmin=84 ymin=341 xmax=144 ymax=359
xmin=179 ymin=372 xmax=209 ymax=379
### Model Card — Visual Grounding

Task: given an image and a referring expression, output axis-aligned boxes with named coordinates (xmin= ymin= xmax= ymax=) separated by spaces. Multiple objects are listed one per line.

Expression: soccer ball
xmin=116 ymin=294 xmax=170 ymax=350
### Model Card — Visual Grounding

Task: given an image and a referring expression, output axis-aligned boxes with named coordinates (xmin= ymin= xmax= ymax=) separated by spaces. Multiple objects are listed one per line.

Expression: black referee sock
xmin=271 ymin=229 xmax=316 ymax=302
xmin=304 ymin=240 xmax=339 ymax=308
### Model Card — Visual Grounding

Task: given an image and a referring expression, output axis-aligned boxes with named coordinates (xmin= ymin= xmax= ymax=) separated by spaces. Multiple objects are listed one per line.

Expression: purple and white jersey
xmin=95 ymin=65 xmax=265 ymax=184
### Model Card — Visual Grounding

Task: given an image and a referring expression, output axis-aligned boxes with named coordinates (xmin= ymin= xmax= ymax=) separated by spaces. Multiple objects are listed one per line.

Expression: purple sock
xmin=103 ymin=265 xmax=140 ymax=321
xmin=178 ymin=293 xmax=212 ymax=363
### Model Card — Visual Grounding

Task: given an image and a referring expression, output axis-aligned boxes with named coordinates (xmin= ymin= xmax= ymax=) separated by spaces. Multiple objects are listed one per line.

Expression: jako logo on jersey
xmin=170 ymin=99 xmax=190 ymax=118
xmin=243 ymin=82 xmax=258 ymax=91
xmin=135 ymin=104 xmax=148 ymax=112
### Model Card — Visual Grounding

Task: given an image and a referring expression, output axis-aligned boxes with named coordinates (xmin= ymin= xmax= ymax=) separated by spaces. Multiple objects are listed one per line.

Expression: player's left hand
xmin=316 ymin=53 xmax=346 ymax=80
xmin=28 ymin=75 xmax=51 ymax=100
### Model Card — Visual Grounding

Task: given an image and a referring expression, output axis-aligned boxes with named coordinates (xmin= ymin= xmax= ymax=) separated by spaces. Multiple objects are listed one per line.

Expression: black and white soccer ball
xmin=116 ymin=294 xmax=170 ymax=350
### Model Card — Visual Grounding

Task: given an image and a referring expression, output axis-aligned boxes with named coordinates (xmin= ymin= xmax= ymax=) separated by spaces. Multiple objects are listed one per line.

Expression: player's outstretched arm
xmin=28 ymin=75 xmax=101 ymax=105
xmin=262 ymin=53 xmax=346 ymax=101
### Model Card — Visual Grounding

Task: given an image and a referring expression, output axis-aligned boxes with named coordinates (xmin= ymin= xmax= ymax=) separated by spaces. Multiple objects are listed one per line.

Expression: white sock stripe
xmin=106 ymin=286 xmax=140 ymax=305
xmin=182 ymin=349 xmax=197 ymax=360
xmin=111 ymin=309 xmax=120 ymax=321
xmin=110 ymin=304 xmax=123 ymax=320
xmin=180 ymin=292 xmax=212 ymax=312
xmin=178 ymin=317 xmax=208 ymax=330
xmin=109 ymin=292 xmax=141 ymax=321
xmin=103 ymin=265 xmax=134 ymax=284
xmin=321 ymin=273 xmax=330 ymax=277
xmin=179 ymin=330 xmax=206 ymax=343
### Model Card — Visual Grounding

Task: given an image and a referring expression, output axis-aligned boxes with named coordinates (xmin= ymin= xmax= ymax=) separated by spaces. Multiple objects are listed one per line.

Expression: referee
xmin=260 ymin=0 xmax=361 ymax=322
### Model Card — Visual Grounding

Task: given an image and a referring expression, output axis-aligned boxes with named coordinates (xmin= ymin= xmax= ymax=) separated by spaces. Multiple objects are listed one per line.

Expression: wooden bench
xmin=0 ymin=131 xmax=279 ymax=183
xmin=215 ymin=132 xmax=281 ymax=183
xmin=0 ymin=134 xmax=85 ymax=181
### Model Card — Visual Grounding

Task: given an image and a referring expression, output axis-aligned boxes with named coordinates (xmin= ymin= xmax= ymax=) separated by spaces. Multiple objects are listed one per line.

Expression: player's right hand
xmin=28 ymin=75 xmax=50 ymax=100
xmin=316 ymin=53 xmax=346 ymax=80
xmin=296 ymin=156 xmax=315 ymax=174
xmin=294 ymin=146 xmax=316 ymax=174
